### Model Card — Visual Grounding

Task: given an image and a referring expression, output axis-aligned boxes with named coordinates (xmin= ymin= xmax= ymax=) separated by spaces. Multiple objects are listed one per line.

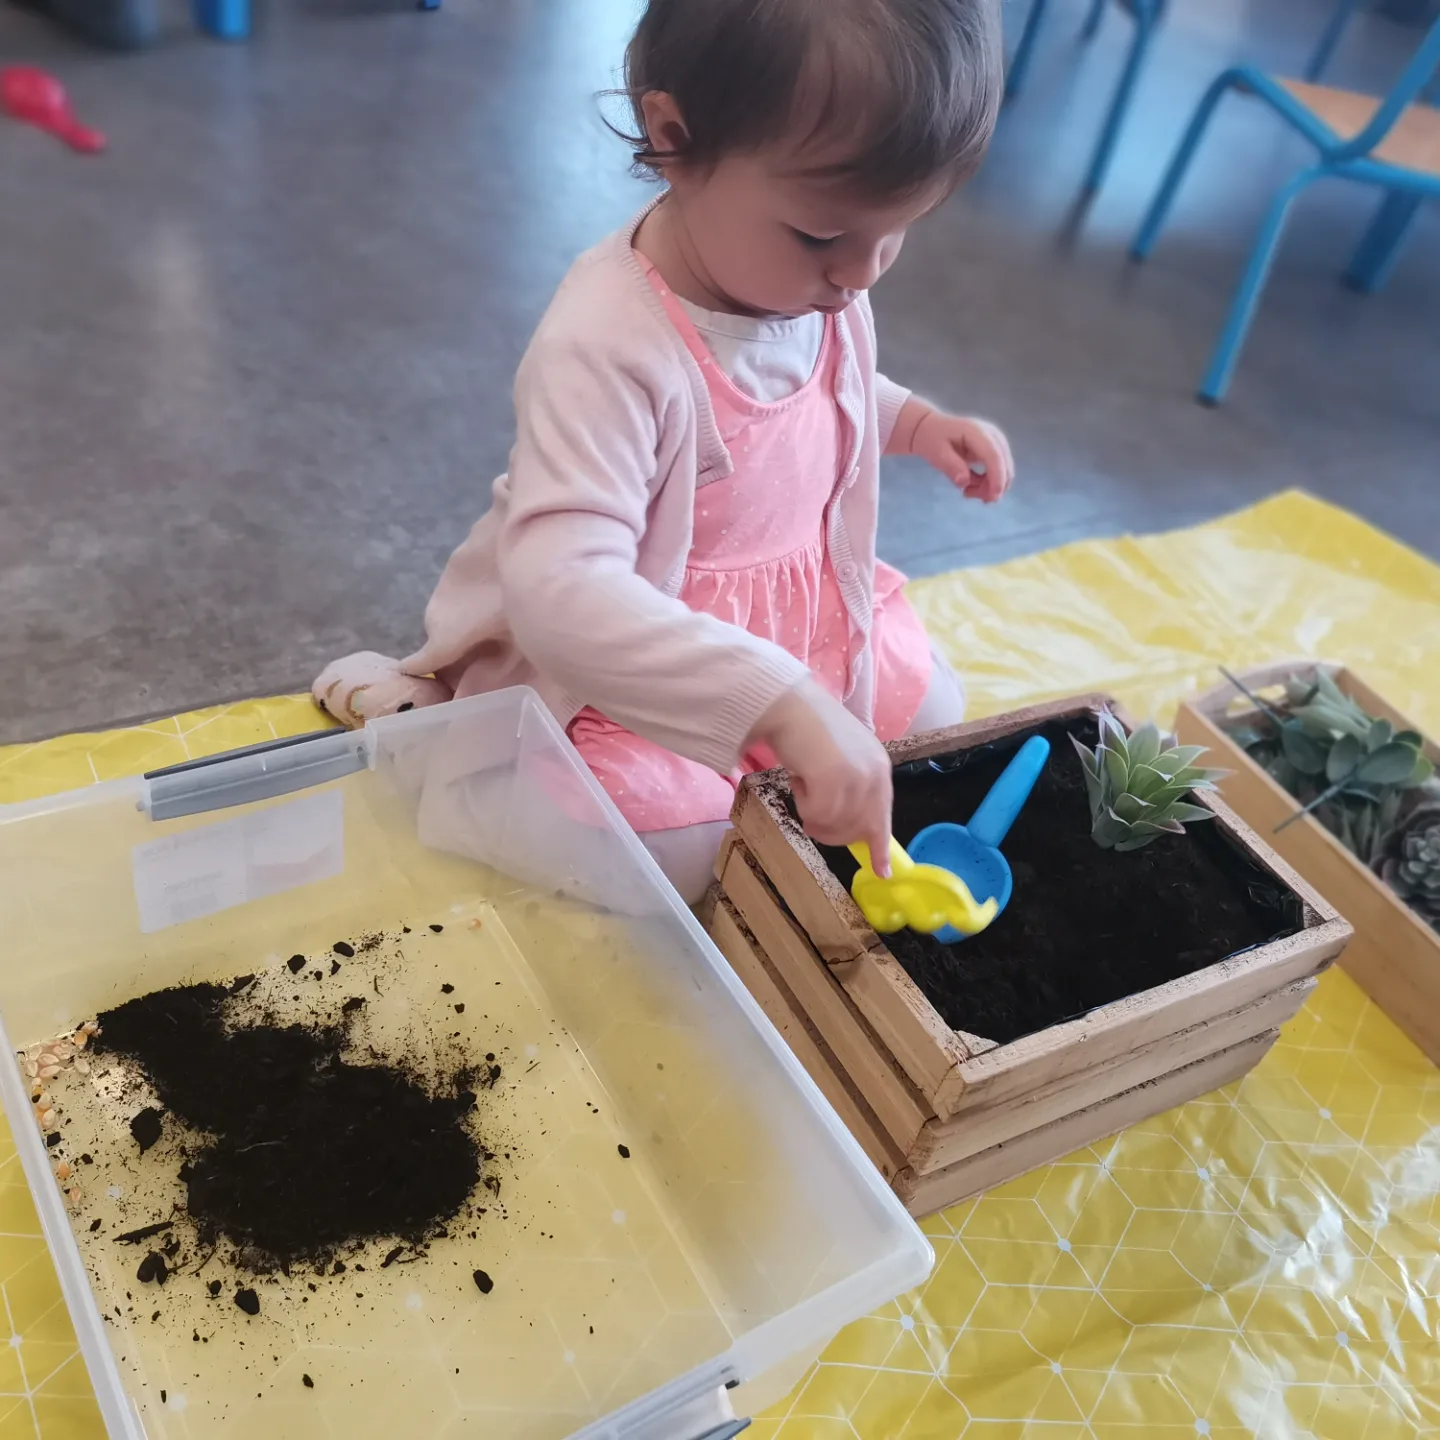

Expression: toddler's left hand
xmin=912 ymin=411 xmax=1014 ymax=504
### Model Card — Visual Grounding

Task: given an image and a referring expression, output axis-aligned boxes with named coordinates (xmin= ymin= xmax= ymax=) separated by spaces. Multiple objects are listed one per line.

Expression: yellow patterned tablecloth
xmin=3 ymin=490 xmax=1439 ymax=1439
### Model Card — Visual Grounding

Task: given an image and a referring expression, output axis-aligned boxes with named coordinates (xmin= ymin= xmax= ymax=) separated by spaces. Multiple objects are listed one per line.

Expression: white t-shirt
xmin=676 ymin=298 xmax=825 ymax=404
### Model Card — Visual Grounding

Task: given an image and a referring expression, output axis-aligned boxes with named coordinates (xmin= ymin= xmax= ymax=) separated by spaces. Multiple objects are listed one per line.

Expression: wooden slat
xmin=894 ymin=1030 xmax=1277 ymax=1216
xmin=910 ymin=978 xmax=1314 ymax=1175
xmin=719 ymin=841 xmax=933 ymax=1151
xmin=731 ymin=781 xmax=874 ymax=964
xmin=883 ymin=693 xmax=1116 ymax=768
xmin=1179 ymin=669 xmax=1440 ymax=1064
xmin=709 ymin=898 xmax=905 ymax=1180
xmin=829 ymin=951 xmax=972 ymax=1114
xmin=947 ymin=912 xmax=1343 ymax=1115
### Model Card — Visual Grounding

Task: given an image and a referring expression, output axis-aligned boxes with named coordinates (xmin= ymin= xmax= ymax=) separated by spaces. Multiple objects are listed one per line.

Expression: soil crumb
xmin=137 ymin=1253 xmax=168 ymax=1286
xmin=472 ymin=1269 xmax=493 ymax=1295
xmin=817 ymin=718 xmax=1303 ymax=1045
xmin=129 ymin=1107 xmax=164 ymax=1153
xmin=234 ymin=1287 xmax=260 ymax=1316
xmin=93 ymin=980 xmax=483 ymax=1269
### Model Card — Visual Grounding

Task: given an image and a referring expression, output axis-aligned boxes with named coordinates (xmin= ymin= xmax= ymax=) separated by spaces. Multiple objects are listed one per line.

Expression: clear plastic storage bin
xmin=0 ymin=690 xmax=931 ymax=1440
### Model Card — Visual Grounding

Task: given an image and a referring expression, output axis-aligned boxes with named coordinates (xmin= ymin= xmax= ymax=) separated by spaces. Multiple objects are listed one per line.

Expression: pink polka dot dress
xmin=568 ymin=261 xmax=932 ymax=833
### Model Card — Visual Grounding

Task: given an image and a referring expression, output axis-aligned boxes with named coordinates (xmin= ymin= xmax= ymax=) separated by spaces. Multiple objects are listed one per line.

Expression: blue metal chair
xmin=1130 ymin=16 xmax=1440 ymax=404
xmin=1006 ymin=0 xmax=1168 ymax=192
xmin=1306 ymin=0 xmax=1366 ymax=81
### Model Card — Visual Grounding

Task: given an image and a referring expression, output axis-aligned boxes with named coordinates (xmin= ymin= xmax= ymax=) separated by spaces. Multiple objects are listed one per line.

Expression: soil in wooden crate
xmin=94 ymin=976 xmax=483 ymax=1269
xmin=818 ymin=718 xmax=1304 ymax=1046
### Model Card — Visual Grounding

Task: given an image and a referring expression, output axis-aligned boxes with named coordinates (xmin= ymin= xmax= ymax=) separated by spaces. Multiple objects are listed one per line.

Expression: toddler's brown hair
xmin=618 ymin=0 xmax=1003 ymax=197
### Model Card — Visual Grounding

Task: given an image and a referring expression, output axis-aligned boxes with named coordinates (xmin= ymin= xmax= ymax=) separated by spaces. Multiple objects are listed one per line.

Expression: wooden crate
xmin=1177 ymin=661 xmax=1440 ymax=1064
xmin=708 ymin=695 xmax=1350 ymax=1215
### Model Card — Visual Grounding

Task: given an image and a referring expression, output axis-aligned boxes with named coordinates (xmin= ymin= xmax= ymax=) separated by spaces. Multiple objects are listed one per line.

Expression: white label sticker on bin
xmin=131 ymin=791 xmax=344 ymax=934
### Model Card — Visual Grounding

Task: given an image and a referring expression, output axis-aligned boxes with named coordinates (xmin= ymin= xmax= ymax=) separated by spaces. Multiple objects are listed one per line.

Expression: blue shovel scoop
xmin=907 ymin=734 xmax=1051 ymax=944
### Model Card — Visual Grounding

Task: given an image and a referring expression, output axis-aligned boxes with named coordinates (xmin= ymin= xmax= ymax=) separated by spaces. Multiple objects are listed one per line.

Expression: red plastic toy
xmin=1 ymin=66 xmax=106 ymax=154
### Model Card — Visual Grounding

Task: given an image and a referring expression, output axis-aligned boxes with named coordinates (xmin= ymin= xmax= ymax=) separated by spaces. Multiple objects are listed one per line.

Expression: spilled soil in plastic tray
xmin=816 ymin=718 xmax=1304 ymax=1047
xmin=93 ymin=975 xmax=484 ymax=1269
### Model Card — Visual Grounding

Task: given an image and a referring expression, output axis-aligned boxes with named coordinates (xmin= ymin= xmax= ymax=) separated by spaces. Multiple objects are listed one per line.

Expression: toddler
xmin=316 ymin=0 xmax=1011 ymax=902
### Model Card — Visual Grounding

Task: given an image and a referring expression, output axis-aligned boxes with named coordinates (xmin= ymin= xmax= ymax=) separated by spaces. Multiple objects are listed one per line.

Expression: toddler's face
xmin=668 ymin=148 xmax=948 ymax=319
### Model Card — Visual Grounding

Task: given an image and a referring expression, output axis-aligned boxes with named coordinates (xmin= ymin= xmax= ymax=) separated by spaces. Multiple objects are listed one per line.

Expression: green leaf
xmin=1293 ymin=709 xmax=1342 ymax=741
xmin=1151 ymin=745 xmax=1208 ymax=776
xmin=1326 ymin=733 xmax=1362 ymax=784
xmin=1281 ymin=724 xmax=1328 ymax=776
xmin=1126 ymin=765 xmax=1171 ymax=803
xmin=1100 ymin=743 xmax=1128 ymax=796
xmin=1167 ymin=802 xmax=1215 ymax=824
xmin=1114 ymin=833 xmax=1161 ymax=852
xmin=1097 ymin=709 xmax=1129 ymax=750
xmin=1069 ymin=732 xmax=1099 ymax=779
xmin=1128 ymin=724 xmax=1162 ymax=769
xmin=1409 ymin=755 xmax=1437 ymax=788
xmin=1358 ymin=743 xmax=1421 ymax=786
xmin=1092 ymin=812 xmax=1131 ymax=849
xmin=1113 ymin=793 xmax=1151 ymax=824
xmin=1314 ymin=671 xmax=1352 ymax=710
xmin=1128 ymin=817 xmax=1187 ymax=837
xmin=1365 ymin=718 xmax=1394 ymax=752
xmin=1187 ymin=765 xmax=1229 ymax=790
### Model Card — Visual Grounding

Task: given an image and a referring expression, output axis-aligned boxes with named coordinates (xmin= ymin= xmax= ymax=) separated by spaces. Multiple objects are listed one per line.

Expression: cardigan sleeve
xmin=875 ymin=375 xmax=913 ymax=453
xmin=497 ymin=333 xmax=809 ymax=772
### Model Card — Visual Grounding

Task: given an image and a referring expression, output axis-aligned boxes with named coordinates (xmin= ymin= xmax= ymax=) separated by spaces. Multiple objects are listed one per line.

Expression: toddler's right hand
xmin=751 ymin=678 xmax=895 ymax=876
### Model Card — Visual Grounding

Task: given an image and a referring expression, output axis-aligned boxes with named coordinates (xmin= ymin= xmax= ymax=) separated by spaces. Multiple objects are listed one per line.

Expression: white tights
xmin=644 ymin=651 xmax=967 ymax=905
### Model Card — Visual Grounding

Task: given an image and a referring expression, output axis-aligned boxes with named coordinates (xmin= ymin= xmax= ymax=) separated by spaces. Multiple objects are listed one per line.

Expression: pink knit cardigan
xmin=403 ymin=202 xmax=912 ymax=774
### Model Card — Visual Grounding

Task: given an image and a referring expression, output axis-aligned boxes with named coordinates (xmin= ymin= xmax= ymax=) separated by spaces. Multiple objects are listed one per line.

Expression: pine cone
xmin=1377 ymin=799 xmax=1440 ymax=932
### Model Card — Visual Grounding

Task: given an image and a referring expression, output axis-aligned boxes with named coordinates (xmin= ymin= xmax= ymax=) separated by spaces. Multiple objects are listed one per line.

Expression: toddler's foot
xmin=312 ymin=651 xmax=451 ymax=728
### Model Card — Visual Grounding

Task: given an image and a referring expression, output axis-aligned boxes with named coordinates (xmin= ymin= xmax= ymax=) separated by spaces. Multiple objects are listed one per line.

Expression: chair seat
xmin=1281 ymin=77 xmax=1440 ymax=176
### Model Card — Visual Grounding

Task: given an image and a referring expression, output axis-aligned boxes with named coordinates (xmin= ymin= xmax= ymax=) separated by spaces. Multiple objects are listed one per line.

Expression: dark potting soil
xmin=816 ymin=718 xmax=1304 ymax=1047
xmin=93 ymin=981 xmax=482 ymax=1268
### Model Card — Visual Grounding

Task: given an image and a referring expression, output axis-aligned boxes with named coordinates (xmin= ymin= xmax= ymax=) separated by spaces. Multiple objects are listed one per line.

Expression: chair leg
xmin=1080 ymin=0 xmax=1107 ymax=41
xmin=1305 ymin=0 xmax=1363 ymax=81
xmin=1198 ymin=168 xmax=1321 ymax=405
xmin=1006 ymin=0 xmax=1054 ymax=102
xmin=1082 ymin=0 xmax=1162 ymax=193
xmin=1344 ymin=192 xmax=1422 ymax=294
xmin=1131 ymin=69 xmax=1240 ymax=260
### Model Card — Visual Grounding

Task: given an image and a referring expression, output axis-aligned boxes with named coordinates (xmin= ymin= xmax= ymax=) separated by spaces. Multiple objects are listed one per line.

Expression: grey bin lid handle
xmin=143 ymin=729 xmax=369 ymax=822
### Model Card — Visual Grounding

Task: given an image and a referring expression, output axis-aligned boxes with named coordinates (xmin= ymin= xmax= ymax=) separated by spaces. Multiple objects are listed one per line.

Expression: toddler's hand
xmin=913 ymin=411 xmax=1014 ymax=503
xmin=750 ymin=678 xmax=894 ymax=875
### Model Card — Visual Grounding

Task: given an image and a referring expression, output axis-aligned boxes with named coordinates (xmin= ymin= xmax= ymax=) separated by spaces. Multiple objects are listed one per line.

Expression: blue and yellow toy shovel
xmin=848 ymin=838 xmax=999 ymax=938
xmin=848 ymin=734 xmax=1051 ymax=944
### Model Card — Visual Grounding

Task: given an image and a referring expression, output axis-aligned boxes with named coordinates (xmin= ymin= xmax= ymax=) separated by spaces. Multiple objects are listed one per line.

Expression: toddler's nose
xmin=828 ymin=247 xmax=886 ymax=295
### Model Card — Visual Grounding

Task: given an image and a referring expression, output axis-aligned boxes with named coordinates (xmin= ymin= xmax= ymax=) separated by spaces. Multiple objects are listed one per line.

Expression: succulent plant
xmin=1071 ymin=710 xmax=1226 ymax=853
xmin=1221 ymin=669 xmax=1434 ymax=857
xmin=1376 ymin=796 xmax=1440 ymax=932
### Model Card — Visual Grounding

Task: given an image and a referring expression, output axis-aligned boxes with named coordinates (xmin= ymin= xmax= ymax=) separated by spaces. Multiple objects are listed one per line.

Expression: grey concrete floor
xmin=1 ymin=0 xmax=1437 ymax=744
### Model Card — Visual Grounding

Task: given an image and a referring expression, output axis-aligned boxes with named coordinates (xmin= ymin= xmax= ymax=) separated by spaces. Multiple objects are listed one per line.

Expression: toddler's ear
xmin=639 ymin=90 xmax=690 ymax=164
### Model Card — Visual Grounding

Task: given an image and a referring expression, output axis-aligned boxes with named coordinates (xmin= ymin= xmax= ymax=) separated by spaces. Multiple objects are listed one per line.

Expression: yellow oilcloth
xmin=2 ymin=491 xmax=1437 ymax=1438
